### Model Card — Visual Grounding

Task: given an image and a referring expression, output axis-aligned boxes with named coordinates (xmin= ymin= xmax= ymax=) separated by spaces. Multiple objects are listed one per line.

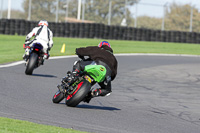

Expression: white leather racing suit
xmin=26 ymin=25 xmax=53 ymax=54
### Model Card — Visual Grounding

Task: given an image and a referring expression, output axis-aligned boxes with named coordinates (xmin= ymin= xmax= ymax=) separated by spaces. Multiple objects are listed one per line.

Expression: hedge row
xmin=0 ymin=19 xmax=199 ymax=44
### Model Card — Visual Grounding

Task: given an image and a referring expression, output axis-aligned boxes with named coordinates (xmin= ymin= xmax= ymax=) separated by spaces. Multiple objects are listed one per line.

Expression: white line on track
xmin=1 ymin=53 xmax=200 ymax=68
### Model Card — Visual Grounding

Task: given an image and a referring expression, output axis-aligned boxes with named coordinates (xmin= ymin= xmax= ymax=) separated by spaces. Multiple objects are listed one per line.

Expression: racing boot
xmin=23 ymin=47 xmax=30 ymax=60
xmin=91 ymin=88 xmax=102 ymax=97
xmin=83 ymin=89 xmax=102 ymax=103
xmin=43 ymin=53 xmax=50 ymax=60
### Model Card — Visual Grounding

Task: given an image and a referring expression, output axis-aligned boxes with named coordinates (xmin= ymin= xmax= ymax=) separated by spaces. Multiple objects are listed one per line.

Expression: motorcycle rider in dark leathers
xmin=65 ymin=41 xmax=118 ymax=103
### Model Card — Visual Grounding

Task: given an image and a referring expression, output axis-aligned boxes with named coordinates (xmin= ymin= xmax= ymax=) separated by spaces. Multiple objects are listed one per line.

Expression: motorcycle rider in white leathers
xmin=23 ymin=20 xmax=53 ymax=60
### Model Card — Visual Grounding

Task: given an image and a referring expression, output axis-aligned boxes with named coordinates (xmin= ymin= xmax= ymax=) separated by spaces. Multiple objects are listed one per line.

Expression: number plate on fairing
xmin=85 ymin=75 xmax=92 ymax=83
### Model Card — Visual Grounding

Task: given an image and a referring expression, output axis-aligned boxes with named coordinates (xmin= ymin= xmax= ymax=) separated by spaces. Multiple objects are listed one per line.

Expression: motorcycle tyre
xmin=52 ymin=90 xmax=65 ymax=103
xmin=65 ymin=80 xmax=91 ymax=107
xmin=25 ymin=52 xmax=38 ymax=75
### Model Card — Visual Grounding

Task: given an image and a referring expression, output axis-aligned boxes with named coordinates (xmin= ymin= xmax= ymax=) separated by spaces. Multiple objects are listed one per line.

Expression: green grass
xmin=0 ymin=117 xmax=87 ymax=133
xmin=1 ymin=34 xmax=200 ymax=64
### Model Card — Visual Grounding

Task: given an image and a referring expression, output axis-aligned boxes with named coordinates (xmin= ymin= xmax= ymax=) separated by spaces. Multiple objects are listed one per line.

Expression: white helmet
xmin=38 ymin=20 xmax=48 ymax=26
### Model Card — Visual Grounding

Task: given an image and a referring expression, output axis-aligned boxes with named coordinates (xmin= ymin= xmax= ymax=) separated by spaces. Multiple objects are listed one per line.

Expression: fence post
xmin=28 ymin=0 xmax=32 ymax=20
xmin=189 ymin=6 xmax=193 ymax=32
xmin=162 ymin=2 xmax=168 ymax=31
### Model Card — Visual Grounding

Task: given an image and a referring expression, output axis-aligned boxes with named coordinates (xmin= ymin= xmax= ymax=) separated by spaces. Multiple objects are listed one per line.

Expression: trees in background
xmin=1 ymin=10 xmax=25 ymax=19
xmin=23 ymin=0 xmax=56 ymax=22
xmin=165 ymin=3 xmax=200 ymax=32
xmin=132 ymin=16 xmax=162 ymax=30
xmin=20 ymin=0 xmax=140 ymax=24
xmin=59 ymin=0 xmax=140 ymax=25
xmin=133 ymin=3 xmax=200 ymax=32
xmin=1 ymin=0 xmax=200 ymax=32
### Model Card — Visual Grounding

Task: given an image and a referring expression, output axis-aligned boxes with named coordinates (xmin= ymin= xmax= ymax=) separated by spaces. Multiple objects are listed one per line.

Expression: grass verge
xmin=0 ymin=117 xmax=87 ymax=133
xmin=1 ymin=34 xmax=200 ymax=64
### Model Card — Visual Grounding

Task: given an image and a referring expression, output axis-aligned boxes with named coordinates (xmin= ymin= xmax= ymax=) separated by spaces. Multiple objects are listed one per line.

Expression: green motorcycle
xmin=52 ymin=62 xmax=107 ymax=107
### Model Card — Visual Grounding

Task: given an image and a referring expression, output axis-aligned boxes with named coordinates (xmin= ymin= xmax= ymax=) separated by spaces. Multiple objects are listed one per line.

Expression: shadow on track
xmin=54 ymin=102 xmax=120 ymax=111
xmin=77 ymin=104 xmax=121 ymax=111
xmin=31 ymin=74 xmax=57 ymax=78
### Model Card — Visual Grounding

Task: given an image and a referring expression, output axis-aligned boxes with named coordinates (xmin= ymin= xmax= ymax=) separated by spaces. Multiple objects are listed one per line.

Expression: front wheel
xmin=52 ymin=90 xmax=65 ymax=103
xmin=65 ymin=80 xmax=91 ymax=107
xmin=25 ymin=52 xmax=38 ymax=75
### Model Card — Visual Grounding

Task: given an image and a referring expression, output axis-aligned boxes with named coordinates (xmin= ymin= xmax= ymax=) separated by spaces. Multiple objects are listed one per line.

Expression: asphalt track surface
xmin=1 ymin=54 xmax=200 ymax=133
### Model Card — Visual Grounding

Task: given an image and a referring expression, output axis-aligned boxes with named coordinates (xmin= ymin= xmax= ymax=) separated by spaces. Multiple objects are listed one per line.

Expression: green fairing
xmin=84 ymin=65 xmax=107 ymax=83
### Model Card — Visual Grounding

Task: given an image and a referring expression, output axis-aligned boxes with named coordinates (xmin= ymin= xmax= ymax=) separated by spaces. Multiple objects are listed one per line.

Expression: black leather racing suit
xmin=73 ymin=45 xmax=118 ymax=96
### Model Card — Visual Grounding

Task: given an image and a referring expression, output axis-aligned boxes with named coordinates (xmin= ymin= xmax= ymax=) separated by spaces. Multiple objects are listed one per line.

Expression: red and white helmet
xmin=38 ymin=20 xmax=48 ymax=26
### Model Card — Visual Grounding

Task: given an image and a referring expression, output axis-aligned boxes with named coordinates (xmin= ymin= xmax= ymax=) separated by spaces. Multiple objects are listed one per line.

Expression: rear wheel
xmin=25 ymin=52 xmax=38 ymax=75
xmin=65 ymin=80 xmax=91 ymax=107
xmin=52 ymin=90 xmax=65 ymax=103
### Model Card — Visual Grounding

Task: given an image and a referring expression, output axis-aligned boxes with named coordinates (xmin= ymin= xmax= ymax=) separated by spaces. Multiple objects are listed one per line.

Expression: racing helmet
xmin=38 ymin=20 xmax=48 ymax=26
xmin=98 ymin=41 xmax=111 ymax=48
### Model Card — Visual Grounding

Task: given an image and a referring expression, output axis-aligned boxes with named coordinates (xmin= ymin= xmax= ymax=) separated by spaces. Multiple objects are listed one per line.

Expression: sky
xmin=130 ymin=0 xmax=200 ymax=18
xmin=1 ymin=0 xmax=200 ymax=18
